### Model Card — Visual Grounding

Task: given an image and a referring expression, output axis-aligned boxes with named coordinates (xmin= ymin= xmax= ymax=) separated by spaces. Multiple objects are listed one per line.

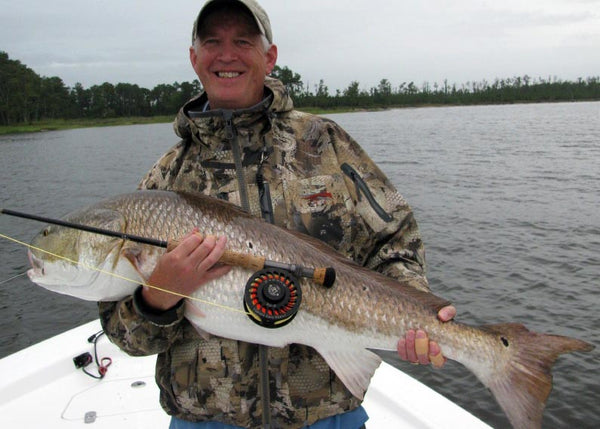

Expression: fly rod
xmin=1 ymin=208 xmax=336 ymax=288
xmin=1 ymin=208 xmax=166 ymax=247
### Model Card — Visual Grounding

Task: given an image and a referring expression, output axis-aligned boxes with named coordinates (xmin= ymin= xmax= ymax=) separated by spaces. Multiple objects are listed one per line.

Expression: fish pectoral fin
xmin=121 ymin=245 xmax=152 ymax=280
xmin=185 ymin=300 xmax=206 ymax=319
xmin=318 ymin=348 xmax=382 ymax=400
xmin=184 ymin=301 xmax=210 ymax=340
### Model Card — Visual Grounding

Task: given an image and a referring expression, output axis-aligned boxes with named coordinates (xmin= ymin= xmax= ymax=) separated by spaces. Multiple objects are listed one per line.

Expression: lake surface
xmin=1 ymin=102 xmax=599 ymax=427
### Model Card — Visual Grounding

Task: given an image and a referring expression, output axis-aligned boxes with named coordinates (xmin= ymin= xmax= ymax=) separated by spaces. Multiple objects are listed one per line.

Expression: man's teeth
xmin=218 ymin=72 xmax=241 ymax=78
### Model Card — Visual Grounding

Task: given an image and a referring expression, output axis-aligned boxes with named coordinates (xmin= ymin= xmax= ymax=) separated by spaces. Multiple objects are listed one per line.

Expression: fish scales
xmin=105 ymin=192 xmax=441 ymax=338
xmin=26 ymin=190 xmax=594 ymax=429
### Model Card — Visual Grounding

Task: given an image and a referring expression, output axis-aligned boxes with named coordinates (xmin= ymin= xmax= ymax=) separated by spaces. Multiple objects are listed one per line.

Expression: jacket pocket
xmin=288 ymin=174 xmax=355 ymax=250
xmin=341 ymin=163 xmax=393 ymax=222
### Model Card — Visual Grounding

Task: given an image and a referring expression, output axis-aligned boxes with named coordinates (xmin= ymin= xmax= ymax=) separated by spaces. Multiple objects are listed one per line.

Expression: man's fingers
xmin=415 ymin=330 xmax=430 ymax=365
xmin=193 ymin=236 xmax=227 ymax=272
xmin=397 ymin=338 xmax=408 ymax=361
xmin=190 ymin=235 xmax=216 ymax=268
xmin=398 ymin=330 xmax=447 ymax=368
xmin=204 ymin=264 xmax=233 ymax=282
xmin=171 ymin=229 xmax=203 ymax=255
xmin=429 ymin=341 xmax=446 ymax=368
xmin=437 ymin=305 xmax=457 ymax=322
xmin=404 ymin=329 xmax=417 ymax=363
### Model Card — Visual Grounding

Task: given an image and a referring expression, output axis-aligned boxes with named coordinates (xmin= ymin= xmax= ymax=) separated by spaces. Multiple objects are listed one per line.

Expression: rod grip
xmin=167 ymin=235 xmax=266 ymax=271
xmin=168 ymin=234 xmax=335 ymax=287
xmin=219 ymin=250 xmax=266 ymax=271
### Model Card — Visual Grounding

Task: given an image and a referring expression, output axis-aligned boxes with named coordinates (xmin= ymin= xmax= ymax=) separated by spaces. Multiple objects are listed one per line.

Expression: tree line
xmin=1 ymin=52 xmax=201 ymax=125
xmin=2 ymin=51 xmax=599 ymax=126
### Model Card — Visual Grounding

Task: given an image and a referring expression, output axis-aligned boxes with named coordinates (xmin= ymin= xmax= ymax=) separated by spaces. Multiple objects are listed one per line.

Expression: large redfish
xmin=26 ymin=190 xmax=594 ymax=429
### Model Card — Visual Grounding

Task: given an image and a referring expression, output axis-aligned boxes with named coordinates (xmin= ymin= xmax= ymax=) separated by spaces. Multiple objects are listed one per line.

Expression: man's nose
xmin=217 ymin=41 xmax=238 ymax=61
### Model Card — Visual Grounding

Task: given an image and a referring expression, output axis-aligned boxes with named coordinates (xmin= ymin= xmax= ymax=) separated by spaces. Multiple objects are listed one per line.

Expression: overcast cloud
xmin=1 ymin=0 xmax=599 ymax=92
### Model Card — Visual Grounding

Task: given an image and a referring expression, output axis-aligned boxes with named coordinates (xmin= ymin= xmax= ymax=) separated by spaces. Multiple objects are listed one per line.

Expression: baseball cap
xmin=192 ymin=0 xmax=273 ymax=44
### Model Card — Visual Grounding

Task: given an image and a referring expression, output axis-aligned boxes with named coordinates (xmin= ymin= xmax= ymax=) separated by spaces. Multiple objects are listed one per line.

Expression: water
xmin=1 ymin=102 xmax=599 ymax=427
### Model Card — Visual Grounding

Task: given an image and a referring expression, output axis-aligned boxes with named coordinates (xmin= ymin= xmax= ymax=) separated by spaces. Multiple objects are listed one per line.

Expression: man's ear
xmin=189 ymin=45 xmax=199 ymax=70
xmin=265 ymin=44 xmax=278 ymax=75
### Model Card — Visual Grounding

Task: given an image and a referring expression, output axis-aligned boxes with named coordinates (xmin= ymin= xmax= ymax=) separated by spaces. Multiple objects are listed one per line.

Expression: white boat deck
xmin=0 ymin=320 xmax=491 ymax=428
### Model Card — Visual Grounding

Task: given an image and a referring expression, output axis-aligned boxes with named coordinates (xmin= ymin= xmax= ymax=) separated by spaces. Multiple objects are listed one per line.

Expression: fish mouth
xmin=26 ymin=246 xmax=113 ymax=290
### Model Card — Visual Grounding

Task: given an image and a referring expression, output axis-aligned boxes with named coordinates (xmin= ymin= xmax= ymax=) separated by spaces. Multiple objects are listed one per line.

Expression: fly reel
xmin=243 ymin=268 xmax=302 ymax=328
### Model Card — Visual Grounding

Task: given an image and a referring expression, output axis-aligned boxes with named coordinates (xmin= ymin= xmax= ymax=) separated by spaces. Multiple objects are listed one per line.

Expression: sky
xmin=1 ymin=0 xmax=599 ymax=93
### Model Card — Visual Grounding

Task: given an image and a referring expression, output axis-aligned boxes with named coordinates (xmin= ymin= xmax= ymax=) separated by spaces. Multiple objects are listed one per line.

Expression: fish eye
xmin=42 ymin=228 xmax=50 ymax=237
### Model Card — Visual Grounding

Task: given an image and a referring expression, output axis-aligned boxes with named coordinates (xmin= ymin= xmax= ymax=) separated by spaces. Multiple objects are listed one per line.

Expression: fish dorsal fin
xmin=318 ymin=348 xmax=382 ymax=400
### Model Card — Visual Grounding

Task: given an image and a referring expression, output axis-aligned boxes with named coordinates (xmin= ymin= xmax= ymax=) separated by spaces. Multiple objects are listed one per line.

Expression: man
xmin=100 ymin=1 xmax=456 ymax=428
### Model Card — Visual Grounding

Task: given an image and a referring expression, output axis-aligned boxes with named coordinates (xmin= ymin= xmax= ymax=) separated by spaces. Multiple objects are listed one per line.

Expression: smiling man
xmin=190 ymin=1 xmax=277 ymax=109
xmin=100 ymin=1 xmax=455 ymax=428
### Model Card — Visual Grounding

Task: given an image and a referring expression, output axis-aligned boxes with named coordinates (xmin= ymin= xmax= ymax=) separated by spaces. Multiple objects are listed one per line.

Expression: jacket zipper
xmin=341 ymin=163 xmax=393 ymax=222
xmin=256 ymin=155 xmax=274 ymax=429
xmin=224 ymin=110 xmax=251 ymax=213
xmin=225 ymin=110 xmax=273 ymax=428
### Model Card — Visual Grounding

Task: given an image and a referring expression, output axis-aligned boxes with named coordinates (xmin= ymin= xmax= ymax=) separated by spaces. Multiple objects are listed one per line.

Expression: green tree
xmin=343 ymin=81 xmax=360 ymax=98
xmin=88 ymin=82 xmax=117 ymax=118
xmin=71 ymin=82 xmax=91 ymax=117
xmin=150 ymin=83 xmax=179 ymax=115
xmin=271 ymin=65 xmax=303 ymax=98
xmin=115 ymin=83 xmax=152 ymax=117
xmin=378 ymin=79 xmax=392 ymax=96
xmin=39 ymin=76 xmax=72 ymax=119
xmin=315 ymin=79 xmax=329 ymax=98
xmin=0 ymin=51 xmax=42 ymax=124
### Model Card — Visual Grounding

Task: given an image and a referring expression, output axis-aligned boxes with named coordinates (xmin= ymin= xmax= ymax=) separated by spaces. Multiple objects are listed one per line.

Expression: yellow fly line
xmin=0 ymin=231 xmax=249 ymax=316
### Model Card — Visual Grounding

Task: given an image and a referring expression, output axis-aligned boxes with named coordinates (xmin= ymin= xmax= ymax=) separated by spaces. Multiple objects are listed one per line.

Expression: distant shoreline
xmin=0 ymin=116 xmax=175 ymax=136
xmin=1 ymin=99 xmax=597 ymax=136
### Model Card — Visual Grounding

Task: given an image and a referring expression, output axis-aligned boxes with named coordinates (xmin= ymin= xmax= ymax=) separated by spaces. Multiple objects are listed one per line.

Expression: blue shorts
xmin=169 ymin=405 xmax=368 ymax=429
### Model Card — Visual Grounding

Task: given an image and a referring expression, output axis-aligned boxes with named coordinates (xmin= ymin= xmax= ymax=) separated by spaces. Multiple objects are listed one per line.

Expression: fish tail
xmin=481 ymin=323 xmax=594 ymax=429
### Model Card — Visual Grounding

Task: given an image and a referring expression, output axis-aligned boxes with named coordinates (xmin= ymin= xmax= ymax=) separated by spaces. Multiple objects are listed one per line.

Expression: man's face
xmin=190 ymin=9 xmax=277 ymax=109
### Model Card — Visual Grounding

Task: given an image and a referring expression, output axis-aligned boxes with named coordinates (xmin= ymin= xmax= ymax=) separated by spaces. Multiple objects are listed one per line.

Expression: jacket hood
xmin=174 ymin=76 xmax=294 ymax=141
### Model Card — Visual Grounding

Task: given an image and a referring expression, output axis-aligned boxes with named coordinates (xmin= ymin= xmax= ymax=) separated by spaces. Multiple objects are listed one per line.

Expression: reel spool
xmin=243 ymin=268 xmax=302 ymax=328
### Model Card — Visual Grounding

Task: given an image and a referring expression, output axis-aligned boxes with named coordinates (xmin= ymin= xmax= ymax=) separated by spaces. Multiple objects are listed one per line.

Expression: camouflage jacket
xmin=99 ymin=77 xmax=429 ymax=428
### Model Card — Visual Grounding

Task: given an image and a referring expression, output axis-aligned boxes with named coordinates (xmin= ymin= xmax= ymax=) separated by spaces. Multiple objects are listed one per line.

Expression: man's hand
xmin=397 ymin=305 xmax=456 ymax=368
xmin=141 ymin=230 xmax=231 ymax=311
